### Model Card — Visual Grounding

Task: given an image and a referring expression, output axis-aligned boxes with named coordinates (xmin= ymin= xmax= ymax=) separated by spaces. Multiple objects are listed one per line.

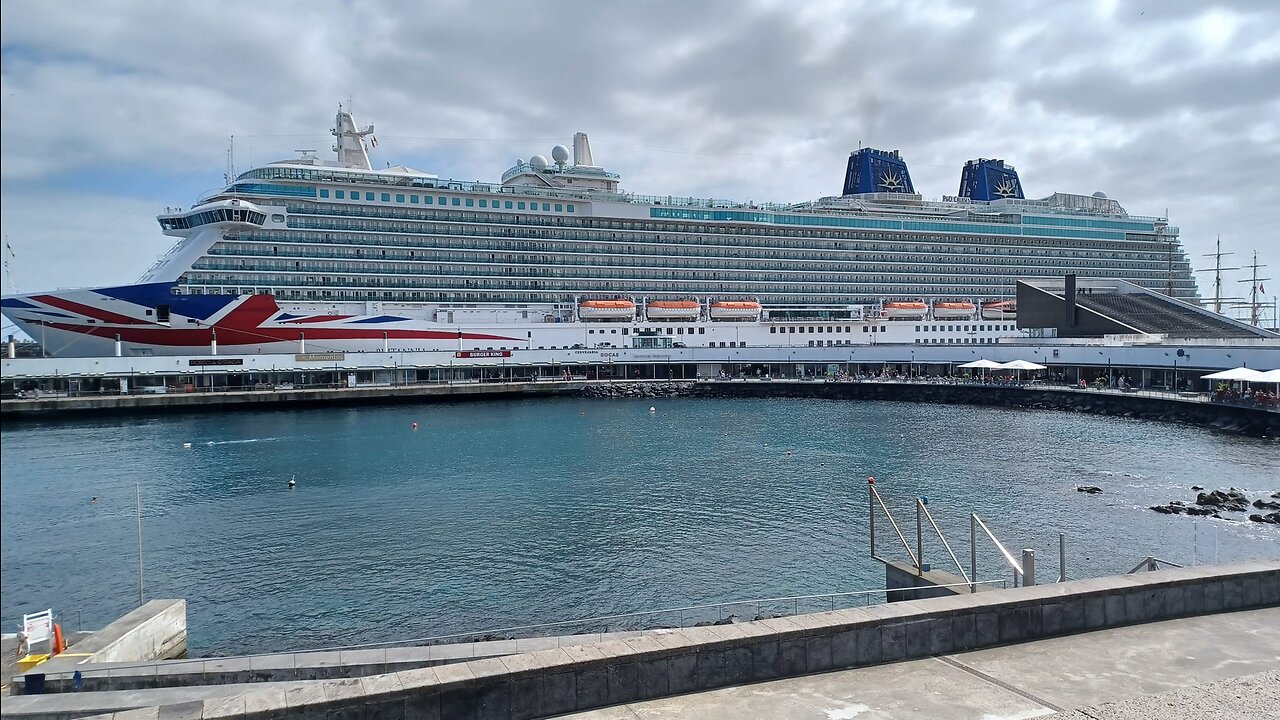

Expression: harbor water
xmin=2 ymin=397 xmax=1277 ymax=655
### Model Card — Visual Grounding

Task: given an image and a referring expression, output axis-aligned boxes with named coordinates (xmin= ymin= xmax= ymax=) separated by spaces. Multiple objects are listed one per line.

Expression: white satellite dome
xmin=529 ymin=154 xmax=549 ymax=170
xmin=551 ymin=145 xmax=570 ymax=165
xmin=1092 ymin=191 xmax=1108 ymax=199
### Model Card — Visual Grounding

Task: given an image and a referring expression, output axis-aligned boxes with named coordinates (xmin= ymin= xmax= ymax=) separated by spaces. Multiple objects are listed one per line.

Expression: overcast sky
xmin=2 ymin=0 xmax=1277 ymax=323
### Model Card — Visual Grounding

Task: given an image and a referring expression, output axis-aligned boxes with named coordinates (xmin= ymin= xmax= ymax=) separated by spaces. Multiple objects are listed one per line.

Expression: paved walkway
xmin=565 ymin=606 xmax=1280 ymax=720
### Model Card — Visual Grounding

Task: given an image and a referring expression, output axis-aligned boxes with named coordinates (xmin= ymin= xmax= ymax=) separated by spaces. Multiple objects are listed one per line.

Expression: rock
xmin=1150 ymin=504 xmax=1182 ymax=514
xmin=1076 ymin=485 xmax=1103 ymax=494
xmin=1248 ymin=512 xmax=1280 ymax=524
xmin=1184 ymin=506 xmax=1216 ymax=516
xmin=1191 ymin=485 xmax=1204 ymax=491
xmin=1196 ymin=489 xmax=1249 ymax=512
xmin=712 ymin=615 xmax=742 ymax=625
xmin=1253 ymin=499 xmax=1280 ymax=510
xmin=1273 ymin=492 xmax=1280 ymax=500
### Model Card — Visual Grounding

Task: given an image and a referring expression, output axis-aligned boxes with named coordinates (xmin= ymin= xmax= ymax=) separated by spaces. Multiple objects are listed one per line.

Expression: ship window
xmin=610 ymin=329 xmax=617 ymax=334
xmin=622 ymin=328 xmax=629 ymax=335
xmin=465 ymin=199 xmax=474 ymax=207
xmin=542 ymin=203 xmax=551 ymax=211
xmin=505 ymin=201 xmax=513 ymax=209
xmin=555 ymin=204 xmax=563 ymax=212
xmin=770 ymin=327 xmax=777 ymax=333
xmin=438 ymin=196 xmax=446 ymax=204
xmin=396 ymin=194 xmax=405 ymax=202
xmin=567 ymin=204 xmax=575 ymax=212
xmin=699 ymin=328 xmax=705 ymax=334
xmin=319 ymin=189 xmax=329 ymax=198
xmin=365 ymin=192 xmax=375 ymax=201
xmin=452 ymin=198 xmax=461 ymax=206
xmin=479 ymin=199 xmax=488 ymax=208
xmin=335 ymin=190 xmax=345 ymax=199
xmin=863 ymin=326 xmax=869 ymax=333
xmin=518 ymin=202 xmax=526 ymax=209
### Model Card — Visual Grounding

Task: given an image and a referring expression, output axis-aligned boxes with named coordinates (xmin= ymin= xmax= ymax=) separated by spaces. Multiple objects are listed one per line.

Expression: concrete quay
xmin=566 ymin=607 xmax=1280 ymax=720
xmin=0 ymin=379 xmax=593 ymax=419
xmin=17 ymin=559 xmax=1273 ymax=720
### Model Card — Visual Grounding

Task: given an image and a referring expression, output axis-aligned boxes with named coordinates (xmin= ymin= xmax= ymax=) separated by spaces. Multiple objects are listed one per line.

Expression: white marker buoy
xmin=182 ymin=442 xmax=192 ymax=449
xmin=288 ymin=475 xmax=297 ymax=488
xmin=649 ymin=406 xmax=656 ymax=413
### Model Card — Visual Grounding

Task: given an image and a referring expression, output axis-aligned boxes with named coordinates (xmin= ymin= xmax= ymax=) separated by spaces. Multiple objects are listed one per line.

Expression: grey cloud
xmin=1 ymin=0 xmax=1277 ymax=308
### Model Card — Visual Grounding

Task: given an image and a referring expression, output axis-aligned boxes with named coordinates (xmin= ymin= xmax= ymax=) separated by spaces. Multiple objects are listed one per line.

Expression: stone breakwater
xmin=580 ymin=381 xmax=697 ymax=398
xmin=1151 ymin=489 xmax=1280 ymax=524
xmin=685 ymin=381 xmax=1280 ymax=436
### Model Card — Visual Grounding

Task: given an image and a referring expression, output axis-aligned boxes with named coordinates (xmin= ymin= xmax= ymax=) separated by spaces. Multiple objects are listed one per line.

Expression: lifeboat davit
xmin=709 ymin=300 xmax=762 ymax=320
xmin=981 ymin=300 xmax=1017 ymax=320
xmin=645 ymin=300 xmax=701 ymax=321
xmin=933 ymin=301 xmax=976 ymax=319
xmin=579 ymin=299 xmax=637 ymax=321
xmin=883 ymin=301 xmax=928 ymax=319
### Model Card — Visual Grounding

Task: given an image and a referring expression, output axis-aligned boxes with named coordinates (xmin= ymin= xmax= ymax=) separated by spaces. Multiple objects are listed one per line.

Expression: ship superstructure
xmin=2 ymin=109 xmax=1199 ymax=357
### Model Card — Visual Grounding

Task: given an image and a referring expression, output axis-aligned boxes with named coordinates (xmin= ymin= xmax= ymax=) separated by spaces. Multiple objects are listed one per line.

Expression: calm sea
xmin=2 ymin=397 xmax=1277 ymax=655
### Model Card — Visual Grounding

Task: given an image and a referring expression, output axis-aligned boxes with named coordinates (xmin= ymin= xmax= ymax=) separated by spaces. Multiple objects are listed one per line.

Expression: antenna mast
xmin=1235 ymin=251 xmax=1270 ymax=326
xmin=225 ymin=135 xmax=236 ymax=184
xmin=1195 ymin=236 xmax=1238 ymax=314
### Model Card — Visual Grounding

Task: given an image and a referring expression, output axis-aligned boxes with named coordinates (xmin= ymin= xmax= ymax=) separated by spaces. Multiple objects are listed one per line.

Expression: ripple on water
xmin=2 ymin=397 xmax=1277 ymax=653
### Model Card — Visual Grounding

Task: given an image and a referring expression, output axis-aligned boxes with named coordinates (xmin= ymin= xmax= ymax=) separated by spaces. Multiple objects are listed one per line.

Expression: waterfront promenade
xmin=3 ymin=377 xmax=1276 ymax=434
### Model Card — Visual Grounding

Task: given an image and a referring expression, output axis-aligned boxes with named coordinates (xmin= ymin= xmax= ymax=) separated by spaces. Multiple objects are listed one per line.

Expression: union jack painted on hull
xmin=2 ymin=283 xmax=525 ymax=357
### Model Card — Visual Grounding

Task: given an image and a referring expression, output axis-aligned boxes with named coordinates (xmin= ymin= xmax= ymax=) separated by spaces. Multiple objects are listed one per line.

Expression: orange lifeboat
xmin=578 ymin=299 xmax=636 ymax=321
xmin=883 ymin=301 xmax=928 ymax=319
xmin=932 ymin=301 xmax=976 ymax=319
xmin=645 ymin=300 xmax=700 ymax=321
xmin=709 ymin=300 xmax=762 ymax=320
xmin=981 ymin=300 xmax=1017 ymax=320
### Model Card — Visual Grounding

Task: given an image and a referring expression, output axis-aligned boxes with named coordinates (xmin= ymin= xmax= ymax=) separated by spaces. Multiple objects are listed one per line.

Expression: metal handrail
xmin=971 ymin=513 xmax=1024 ymax=590
xmin=869 ymin=479 xmax=919 ymax=568
xmin=918 ymin=499 xmax=970 ymax=584
xmin=1128 ymin=556 xmax=1185 ymax=574
xmin=26 ymin=579 xmax=1009 ymax=679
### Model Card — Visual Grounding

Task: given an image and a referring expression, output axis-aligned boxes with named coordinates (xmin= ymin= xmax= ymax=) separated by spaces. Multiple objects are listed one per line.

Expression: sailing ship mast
xmin=1234 ymin=251 xmax=1270 ymax=326
xmin=1195 ymin=236 xmax=1238 ymax=314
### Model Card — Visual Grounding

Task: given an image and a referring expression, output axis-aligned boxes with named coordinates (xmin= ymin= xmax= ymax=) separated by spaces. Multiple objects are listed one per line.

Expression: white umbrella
xmin=1201 ymin=367 xmax=1266 ymax=381
xmin=1252 ymin=368 xmax=1280 ymax=383
xmin=958 ymin=359 xmax=1003 ymax=369
xmin=998 ymin=359 xmax=1048 ymax=370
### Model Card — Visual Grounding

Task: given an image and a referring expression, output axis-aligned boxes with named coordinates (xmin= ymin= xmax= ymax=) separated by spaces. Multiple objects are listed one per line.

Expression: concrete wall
xmin=96 ymin=561 xmax=1279 ymax=720
xmin=693 ymin=381 xmax=1280 ymax=435
xmin=20 ymin=601 xmax=186 ymax=687
xmin=883 ymin=560 xmax=974 ymax=602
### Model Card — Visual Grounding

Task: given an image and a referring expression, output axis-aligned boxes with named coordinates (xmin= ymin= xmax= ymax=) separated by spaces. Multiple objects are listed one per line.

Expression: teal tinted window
xmin=319 ymin=189 xmax=329 ymax=198
xmin=395 ymin=194 xmax=405 ymax=202
xmin=410 ymin=195 xmax=419 ymax=203
xmin=438 ymin=196 xmax=446 ymax=204
xmin=452 ymin=198 xmax=460 ymax=206
xmin=381 ymin=193 xmax=390 ymax=202
xmin=505 ymin=201 xmax=513 ymax=209
xmin=518 ymin=202 xmax=526 ymax=209
xmin=542 ymin=203 xmax=550 ymax=211
xmin=465 ymin=198 xmax=474 ymax=207
xmin=365 ymin=192 xmax=375 ymax=201
xmin=567 ymin=204 xmax=575 ymax=212
xmin=479 ymin=199 xmax=487 ymax=208
xmin=335 ymin=190 xmax=345 ymax=199
xmin=555 ymin=204 xmax=563 ymax=212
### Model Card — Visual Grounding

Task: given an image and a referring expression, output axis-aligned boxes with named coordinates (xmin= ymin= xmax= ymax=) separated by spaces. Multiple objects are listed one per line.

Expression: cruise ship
xmin=1 ymin=109 xmax=1198 ymax=357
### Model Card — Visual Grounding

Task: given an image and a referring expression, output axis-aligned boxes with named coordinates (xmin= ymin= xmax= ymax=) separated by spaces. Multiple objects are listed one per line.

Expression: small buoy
xmin=411 ymin=422 xmax=418 ymax=430
xmin=649 ymin=406 xmax=656 ymax=413
xmin=182 ymin=442 xmax=192 ymax=449
xmin=288 ymin=476 xmax=296 ymax=488
xmin=785 ymin=450 xmax=794 ymax=457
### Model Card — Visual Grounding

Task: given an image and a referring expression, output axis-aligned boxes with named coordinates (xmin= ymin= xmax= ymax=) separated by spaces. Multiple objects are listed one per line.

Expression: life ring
xmin=52 ymin=623 xmax=65 ymax=655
